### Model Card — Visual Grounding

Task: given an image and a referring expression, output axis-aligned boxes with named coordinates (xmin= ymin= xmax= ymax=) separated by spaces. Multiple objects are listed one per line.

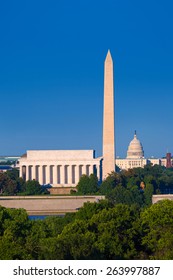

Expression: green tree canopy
xmin=76 ymin=174 xmax=99 ymax=195
xmin=140 ymin=200 xmax=173 ymax=259
xmin=56 ymin=204 xmax=141 ymax=260
xmin=0 ymin=172 xmax=18 ymax=195
xmin=0 ymin=207 xmax=31 ymax=259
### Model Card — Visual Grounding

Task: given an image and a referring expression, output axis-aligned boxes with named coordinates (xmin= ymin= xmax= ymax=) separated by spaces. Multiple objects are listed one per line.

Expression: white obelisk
xmin=102 ymin=50 xmax=115 ymax=179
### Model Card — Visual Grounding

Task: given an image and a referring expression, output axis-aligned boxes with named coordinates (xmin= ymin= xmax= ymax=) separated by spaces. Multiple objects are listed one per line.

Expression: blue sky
xmin=0 ymin=0 xmax=173 ymax=158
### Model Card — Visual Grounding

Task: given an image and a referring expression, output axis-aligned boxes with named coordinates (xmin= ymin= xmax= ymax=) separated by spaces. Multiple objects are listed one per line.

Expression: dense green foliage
xmin=76 ymin=174 xmax=99 ymax=195
xmin=0 ymin=169 xmax=49 ymax=195
xmin=76 ymin=165 xmax=173 ymax=208
xmin=0 ymin=199 xmax=173 ymax=259
xmin=0 ymin=165 xmax=173 ymax=259
xmin=1 ymin=164 xmax=173 ymax=199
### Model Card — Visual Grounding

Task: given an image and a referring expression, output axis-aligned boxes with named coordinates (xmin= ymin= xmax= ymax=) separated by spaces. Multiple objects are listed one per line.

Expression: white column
xmin=75 ymin=165 xmax=80 ymax=184
xmin=53 ymin=165 xmax=57 ymax=185
xmin=46 ymin=165 xmax=50 ymax=184
xmin=32 ymin=165 xmax=36 ymax=180
xmin=25 ymin=165 xmax=29 ymax=181
xmin=89 ymin=165 xmax=93 ymax=175
xmin=96 ymin=164 xmax=100 ymax=180
xmin=61 ymin=165 xmax=65 ymax=185
xmin=81 ymin=165 xmax=85 ymax=175
xmin=57 ymin=165 xmax=61 ymax=184
xmin=68 ymin=165 xmax=72 ymax=185
xmin=19 ymin=165 xmax=23 ymax=178
xmin=39 ymin=165 xmax=43 ymax=185
xmin=71 ymin=165 xmax=74 ymax=184
xmin=29 ymin=166 xmax=32 ymax=180
xmin=81 ymin=164 xmax=86 ymax=176
xmin=73 ymin=164 xmax=77 ymax=184
xmin=35 ymin=166 xmax=39 ymax=181
xmin=23 ymin=166 xmax=27 ymax=180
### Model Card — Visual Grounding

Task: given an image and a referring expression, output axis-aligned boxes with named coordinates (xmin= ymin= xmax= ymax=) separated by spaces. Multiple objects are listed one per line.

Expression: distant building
xmin=116 ymin=132 xmax=147 ymax=170
xmin=116 ymin=132 xmax=172 ymax=170
xmin=166 ymin=153 xmax=172 ymax=168
xmin=0 ymin=165 xmax=13 ymax=173
xmin=0 ymin=156 xmax=20 ymax=163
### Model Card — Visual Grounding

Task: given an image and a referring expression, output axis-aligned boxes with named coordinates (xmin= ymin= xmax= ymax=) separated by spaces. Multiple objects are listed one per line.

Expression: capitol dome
xmin=126 ymin=131 xmax=144 ymax=158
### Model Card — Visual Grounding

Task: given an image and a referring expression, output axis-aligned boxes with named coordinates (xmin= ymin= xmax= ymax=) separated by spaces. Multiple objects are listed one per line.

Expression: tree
xmin=106 ymin=184 xmax=144 ymax=207
xmin=0 ymin=172 xmax=18 ymax=195
xmin=57 ymin=219 xmax=96 ymax=259
xmin=143 ymin=183 xmax=154 ymax=207
xmin=76 ymin=175 xmax=90 ymax=195
xmin=53 ymin=203 xmax=142 ymax=260
xmin=88 ymin=174 xmax=99 ymax=194
xmin=6 ymin=169 xmax=19 ymax=180
xmin=57 ymin=204 xmax=141 ymax=260
xmin=25 ymin=219 xmax=52 ymax=259
xmin=99 ymin=172 xmax=122 ymax=195
xmin=76 ymin=174 xmax=98 ymax=195
xmin=75 ymin=200 xmax=112 ymax=221
xmin=16 ymin=177 xmax=26 ymax=193
xmin=0 ymin=207 xmax=31 ymax=259
xmin=89 ymin=204 xmax=141 ymax=259
xmin=140 ymin=200 xmax=173 ymax=259
xmin=22 ymin=180 xmax=49 ymax=195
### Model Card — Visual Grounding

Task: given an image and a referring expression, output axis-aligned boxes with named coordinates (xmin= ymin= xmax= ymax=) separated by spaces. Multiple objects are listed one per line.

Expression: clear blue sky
xmin=0 ymin=0 xmax=173 ymax=158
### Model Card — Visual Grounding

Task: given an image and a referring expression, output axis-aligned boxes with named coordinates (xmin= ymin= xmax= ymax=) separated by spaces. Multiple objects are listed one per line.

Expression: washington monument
xmin=102 ymin=50 xmax=115 ymax=178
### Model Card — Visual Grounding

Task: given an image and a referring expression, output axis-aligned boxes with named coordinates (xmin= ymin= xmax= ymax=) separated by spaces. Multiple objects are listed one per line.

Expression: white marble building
xmin=20 ymin=150 xmax=102 ymax=187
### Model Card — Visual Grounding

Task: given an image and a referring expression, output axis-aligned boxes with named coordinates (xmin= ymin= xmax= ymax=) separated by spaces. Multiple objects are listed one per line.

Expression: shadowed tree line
xmin=1 ymin=165 xmax=173 ymax=206
xmin=1 ymin=165 xmax=173 ymax=259
xmin=76 ymin=164 xmax=173 ymax=207
xmin=0 ymin=199 xmax=173 ymax=259
xmin=0 ymin=169 xmax=49 ymax=195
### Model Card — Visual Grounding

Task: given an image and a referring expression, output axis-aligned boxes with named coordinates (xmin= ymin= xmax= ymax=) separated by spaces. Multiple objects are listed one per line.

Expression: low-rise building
xmin=0 ymin=165 xmax=13 ymax=173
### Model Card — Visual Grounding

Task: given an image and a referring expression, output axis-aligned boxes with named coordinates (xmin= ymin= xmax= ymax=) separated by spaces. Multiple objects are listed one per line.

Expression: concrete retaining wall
xmin=0 ymin=195 xmax=105 ymax=215
xmin=152 ymin=194 xmax=173 ymax=204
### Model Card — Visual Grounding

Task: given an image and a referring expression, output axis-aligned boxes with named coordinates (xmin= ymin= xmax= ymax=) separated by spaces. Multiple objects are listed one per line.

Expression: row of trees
xmin=76 ymin=164 xmax=173 ymax=207
xmin=0 ymin=169 xmax=49 ymax=195
xmin=0 ymin=199 xmax=173 ymax=259
xmin=0 ymin=164 xmax=173 ymax=259
xmin=1 ymin=165 xmax=173 ymax=207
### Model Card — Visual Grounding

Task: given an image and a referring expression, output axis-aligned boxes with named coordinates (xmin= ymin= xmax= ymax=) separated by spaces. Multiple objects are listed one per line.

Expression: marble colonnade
xmin=19 ymin=150 xmax=101 ymax=187
xmin=20 ymin=163 xmax=100 ymax=187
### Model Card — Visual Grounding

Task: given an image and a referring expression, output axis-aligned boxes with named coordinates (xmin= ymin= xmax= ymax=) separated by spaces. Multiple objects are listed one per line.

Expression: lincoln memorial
xmin=20 ymin=150 xmax=102 ymax=187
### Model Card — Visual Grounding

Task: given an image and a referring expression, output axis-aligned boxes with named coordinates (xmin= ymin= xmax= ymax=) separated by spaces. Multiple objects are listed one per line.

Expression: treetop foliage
xmin=1 ymin=199 xmax=173 ymax=260
xmin=76 ymin=165 xmax=173 ymax=208
xmin=0 ymin=169 xmax=49 ymax=196
xmin=0 ymin=165 xmax=173 ymax=259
